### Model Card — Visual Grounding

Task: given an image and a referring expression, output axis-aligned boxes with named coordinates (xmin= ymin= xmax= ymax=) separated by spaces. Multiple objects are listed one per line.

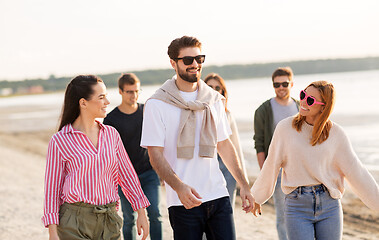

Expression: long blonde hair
xmin=292 ymin=81 xmax=335 ymax=145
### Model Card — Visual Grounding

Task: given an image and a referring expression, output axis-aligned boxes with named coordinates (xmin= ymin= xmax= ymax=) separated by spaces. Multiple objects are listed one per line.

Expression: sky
xmin=1 ymin=0 xmax=379 ymax=81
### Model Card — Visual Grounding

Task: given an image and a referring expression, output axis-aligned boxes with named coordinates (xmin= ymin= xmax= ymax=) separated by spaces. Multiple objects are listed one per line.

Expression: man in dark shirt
xmin=104 ymin=73 xmax=162 ymax=240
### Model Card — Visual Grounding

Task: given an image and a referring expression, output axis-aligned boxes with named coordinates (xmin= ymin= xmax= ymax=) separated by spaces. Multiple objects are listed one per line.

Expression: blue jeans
xmin=284 ymin=184 xmax=343 ymax=240
xmin=168 ymin=196 xmax=235 ymax=240
xmin=217 ymin=155 xmax=237 ymax=207
xmin=272 ymin=169 xmax=288 ymax=240
xmin=119 ymin=169 xmax=162 ymax=240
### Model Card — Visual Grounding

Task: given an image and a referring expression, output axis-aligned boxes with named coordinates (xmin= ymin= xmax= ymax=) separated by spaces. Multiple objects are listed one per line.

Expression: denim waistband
xmin=297 ymin=184 xmax=326 ymax=194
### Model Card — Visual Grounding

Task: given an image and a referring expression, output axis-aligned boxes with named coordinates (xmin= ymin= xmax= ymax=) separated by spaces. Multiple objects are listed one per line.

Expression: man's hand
xmin=251 ymin=202 xmax=262 ymax=217
xmin=136 ymin=208 xmax=149 ymax=240
xmin=176 ymin=183 xmax=202 ymax=209
xmin=239 ymin=186 xmax=255 ymax=213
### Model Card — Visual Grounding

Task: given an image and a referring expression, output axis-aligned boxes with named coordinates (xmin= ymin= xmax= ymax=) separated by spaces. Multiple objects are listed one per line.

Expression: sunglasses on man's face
xmin=174 ymin=55 xmax=206 ymax=65
xmin=273 ymin=81 xmax=290 ymax=88
xmin=300 ymin=90 xmax=325 ymax=107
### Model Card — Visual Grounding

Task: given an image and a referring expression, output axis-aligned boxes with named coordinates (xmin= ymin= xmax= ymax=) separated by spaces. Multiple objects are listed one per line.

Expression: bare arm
xmin=48 ymin=224 xmax=59 ymax=240
xmin=217 ymin=138 xmax=254 ymax=212
xmin=256 ymin=152 xmax=266 ymax=170
xmin=136 ymin=208 xmax=149 ymax=240
xmin=147 ymin=146 xmax=202 ymax=209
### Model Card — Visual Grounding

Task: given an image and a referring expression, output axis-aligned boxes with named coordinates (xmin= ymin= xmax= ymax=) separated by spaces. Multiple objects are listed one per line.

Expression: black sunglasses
xmin=174 ymin=55 xmax=206 ymax=65
xmin=208 ymin=85 xmax=221 ymax=92
xmin=273 ymin=81 xmax=290 ymax=88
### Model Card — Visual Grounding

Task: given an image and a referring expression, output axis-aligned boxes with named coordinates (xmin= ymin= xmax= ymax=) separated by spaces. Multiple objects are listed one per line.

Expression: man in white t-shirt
xmin=141 ymin=36 xmax=255 ymax=240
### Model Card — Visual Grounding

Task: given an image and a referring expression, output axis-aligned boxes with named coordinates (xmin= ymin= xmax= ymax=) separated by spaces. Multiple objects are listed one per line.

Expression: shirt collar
xmin=62 ymin=120 xmax=105 ymax=134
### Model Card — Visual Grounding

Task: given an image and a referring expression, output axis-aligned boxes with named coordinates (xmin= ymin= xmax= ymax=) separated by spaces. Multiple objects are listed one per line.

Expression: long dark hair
xmin=58 ymin=75 xmax=103 ymax=131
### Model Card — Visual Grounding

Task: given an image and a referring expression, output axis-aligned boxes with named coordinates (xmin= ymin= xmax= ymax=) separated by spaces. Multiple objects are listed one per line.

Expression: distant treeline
xmin=1 ymin=56 xmax=379 ymax=93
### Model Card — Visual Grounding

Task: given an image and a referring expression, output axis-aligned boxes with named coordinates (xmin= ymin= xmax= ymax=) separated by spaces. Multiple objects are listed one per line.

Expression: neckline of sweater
xmin=302 ymin=121 xmax=314 ymax=132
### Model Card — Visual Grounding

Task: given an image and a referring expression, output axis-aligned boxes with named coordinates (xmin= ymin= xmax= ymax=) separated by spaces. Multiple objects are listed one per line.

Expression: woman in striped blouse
xmin=42 ymin=75 xmax=150 ymax=240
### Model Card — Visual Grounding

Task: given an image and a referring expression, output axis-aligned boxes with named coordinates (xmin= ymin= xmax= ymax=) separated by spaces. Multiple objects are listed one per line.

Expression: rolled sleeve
xmin=42 ymin=138 xmax=65 ymax=227
xmin=116 ymin=133 xmax=150 ymax=210
xmin=42 ymin=213 xmax=59 ymax=228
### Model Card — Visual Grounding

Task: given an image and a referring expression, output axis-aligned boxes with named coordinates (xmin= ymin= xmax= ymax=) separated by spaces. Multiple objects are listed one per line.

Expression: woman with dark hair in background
xmin=204 ymin=73 xmax=247 ymax=207
xmin=251 ymin=81 xmax=379 ymax=239
xmin=42 ymin=75 xmax=150 ymax=240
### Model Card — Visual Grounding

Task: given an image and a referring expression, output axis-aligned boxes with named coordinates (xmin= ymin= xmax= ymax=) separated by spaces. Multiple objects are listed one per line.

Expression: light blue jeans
xmin=284 ymin=184 xmax=343 ymax=240
xmin=272 ymin=169 xmax=288 ymax=240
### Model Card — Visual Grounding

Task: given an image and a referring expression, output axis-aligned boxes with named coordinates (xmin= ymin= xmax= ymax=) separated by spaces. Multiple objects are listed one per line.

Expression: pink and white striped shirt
xmin=42 ymin=121 xmax=150 ymax=227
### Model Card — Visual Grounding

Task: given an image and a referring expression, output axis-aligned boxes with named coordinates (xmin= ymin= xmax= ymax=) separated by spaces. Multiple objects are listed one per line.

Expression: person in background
xmin=251 ymin=81 xmax=379 ymax=240
xmin=104 ymin=73 xmax=162 ymax=240
xmin=204 ymin=73 xmax=247 ymax=208
xmin=42 ymin=75 xmax=150 ymax=240
xmin=253 ymin=67 xmax=298 ymax=240
xmin=141 ymin=36 xmax=255 ymax=240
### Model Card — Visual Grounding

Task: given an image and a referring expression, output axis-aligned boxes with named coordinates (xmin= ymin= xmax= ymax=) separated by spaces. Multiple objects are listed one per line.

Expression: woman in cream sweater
xmin=250 ymin=80 xmax=379 ymax=240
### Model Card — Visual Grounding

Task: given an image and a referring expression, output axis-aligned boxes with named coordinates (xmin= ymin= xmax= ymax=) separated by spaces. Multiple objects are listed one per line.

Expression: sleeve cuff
xmin=42 ymin=213 xmax=59 ymax=228
xmin=131 ymin=195 xmax=151 ymax=211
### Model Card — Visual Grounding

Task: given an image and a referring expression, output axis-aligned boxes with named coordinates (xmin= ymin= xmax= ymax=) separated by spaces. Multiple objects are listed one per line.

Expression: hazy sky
xmin=1 ymin=0 xmax=379 ymax=81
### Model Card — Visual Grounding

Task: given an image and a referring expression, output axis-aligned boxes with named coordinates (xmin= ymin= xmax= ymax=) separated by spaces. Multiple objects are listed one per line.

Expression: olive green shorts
xmin=58 ymin=202 xmax=123 ymax=240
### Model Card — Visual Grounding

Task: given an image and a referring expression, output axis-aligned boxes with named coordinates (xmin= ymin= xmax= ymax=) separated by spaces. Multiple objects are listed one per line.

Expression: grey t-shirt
xmin=271 ymin=97 xmax=298 ymax=130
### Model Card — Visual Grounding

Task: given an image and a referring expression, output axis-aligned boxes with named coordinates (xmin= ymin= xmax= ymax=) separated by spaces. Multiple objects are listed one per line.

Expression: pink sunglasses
xmin=300 ymin=90 xmax=325 ymax=106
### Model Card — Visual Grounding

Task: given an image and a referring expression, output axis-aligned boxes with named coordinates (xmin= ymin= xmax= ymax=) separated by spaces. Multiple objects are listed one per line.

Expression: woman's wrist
xmin=48 ymin=224 xmax=58 ymax=235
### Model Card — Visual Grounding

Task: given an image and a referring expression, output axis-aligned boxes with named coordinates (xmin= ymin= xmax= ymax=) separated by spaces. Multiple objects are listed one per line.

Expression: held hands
xmin=136 ymin=208 xmax=149 ymax=240
xmin=239 ymin=186 xmax=255 ymax=213
xmin=250 ymin=202 xmax=262 ymax=217
xmin=240 ymin=187 xmax=262 ymax=216
xmin=177 ymin=183 xmax=202 ymax=209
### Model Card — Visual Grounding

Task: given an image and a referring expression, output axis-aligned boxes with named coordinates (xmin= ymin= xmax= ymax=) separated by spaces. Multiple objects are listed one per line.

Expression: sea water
xmin=1 ymin=70 xmax=378 ymax=172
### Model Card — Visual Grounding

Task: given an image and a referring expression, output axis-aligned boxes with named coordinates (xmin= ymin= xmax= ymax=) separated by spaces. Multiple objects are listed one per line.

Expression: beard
xmin=177 ymin=66 xmax=201 ymax=83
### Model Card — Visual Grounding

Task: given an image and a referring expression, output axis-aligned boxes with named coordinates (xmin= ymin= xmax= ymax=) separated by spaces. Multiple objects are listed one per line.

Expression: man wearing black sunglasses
xmin=253 ymin=67 xmax=299 ymax=240
xmin=141 ymin=36 xmax=255 ymax=240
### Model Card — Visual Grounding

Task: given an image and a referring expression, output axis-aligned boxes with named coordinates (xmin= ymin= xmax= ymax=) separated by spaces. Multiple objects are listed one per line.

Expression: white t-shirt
xmin=141 ymin=90 xmax=231 ymax=207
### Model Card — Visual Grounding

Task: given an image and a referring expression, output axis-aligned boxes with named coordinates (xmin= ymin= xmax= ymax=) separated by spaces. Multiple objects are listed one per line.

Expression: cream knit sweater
xmin=149 ymin=76 xmax=223 ymax=159
xmin=251 ymin=116 xmax=379 ymax=211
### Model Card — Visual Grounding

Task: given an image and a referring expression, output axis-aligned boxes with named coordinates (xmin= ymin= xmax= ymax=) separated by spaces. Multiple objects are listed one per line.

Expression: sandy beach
xmin=0 ymin=105 xmax=378 ymax=239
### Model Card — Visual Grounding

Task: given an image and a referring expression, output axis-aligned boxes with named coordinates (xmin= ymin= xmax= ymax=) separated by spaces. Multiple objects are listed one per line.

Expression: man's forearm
xmin=147 ymin=146 xmax=183 ymax=191
xmin=217 ymin=139 xmax=249 ymax=189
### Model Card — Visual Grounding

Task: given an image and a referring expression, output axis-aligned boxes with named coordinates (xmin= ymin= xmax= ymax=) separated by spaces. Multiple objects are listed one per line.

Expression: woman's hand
xmin=48 ymin=224 xmax=60 ymax=240
xmin=136 ymin=208 xmax=149 ymax=240
xmin=250 ymin=202 xmax=262 ymax=217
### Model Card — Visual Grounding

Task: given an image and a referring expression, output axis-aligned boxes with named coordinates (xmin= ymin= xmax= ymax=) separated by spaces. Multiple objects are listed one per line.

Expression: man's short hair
xmin=118 ymin=73 xmax=140 ymax=90
xmin=167 ymin=36 xmax=202 ymax=60
xmin=272 ymin=67 xmax=293 ymax=82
